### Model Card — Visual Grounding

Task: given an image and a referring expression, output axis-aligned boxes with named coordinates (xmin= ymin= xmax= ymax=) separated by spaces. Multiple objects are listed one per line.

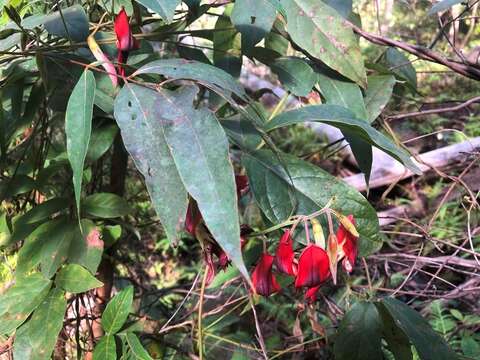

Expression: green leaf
xmin=231 ymin=0 xmax=277 ymax=49
xmin=82 ymin=193 xmax=131 ymax=218
xmin=14 ymin=198 xmax=68 ymax=226
xmin=134 ymin=59 xmax=246 ymax=101
xmin=154 ymin=86 xmax=248 ymax=280
xmin=376 ymin=301 xmax=413 ymax=360
xmin=213 ymin=6 xmax=242 ymax=77
xmin=461 ymin=338 xmax=480 ymax=358
xmin=93 ymin=335 xmax=117 ymax=360
xmin=322 ymin=0 xmax=352 ymax=18
xmin=334 ymin=301 xmax=383 ymax=360
xmin=114 ymin=84 xmax=188 ymax=243
xmin=383 ymin=48 xmax=417 ymax=90
xmin=102 ymin=286 xmax=134 ymax=335
xmin=86 ymin=124 xmax=118 ymax=162
xmin=134 ymin=0 xmax=181 ymax=22
xmin=0 ymin=273 xmax=51 ymax=335
xmin=221 ymin=115 xmax=263 ymax=151
xmin=125 ymin=332 xmax=154 ymax=360
xmin=381 ymin=298 xmax=458 ymax=360
xmin=40 ymin=221 xmax=76 ymax=278
xmin=271 ymin=57 xmax=316 ymax=96
xmin=243 ymin=150 xmax=382 ymax=255
xmin=13 ymin=288 xmax=67 ymax=360
xmin=16 ymin=218 xmax=67 ymax=276
xmin=44 ymin=5 xmax=89 ymax=42
xmin=68 ymin=219 xmax=103 ymax=274
xmin=279 ymin=0 xmax=366 ymax=87
xmin=55 ymin=264 xmax=103 ymax=293
xmin=364 ymin=75 xmax=396 ymax=123
xmin=266 ymin=105 xmax=422 ymax=175
xmin=65 ymin=69 xmax=96 ymax=215
xmin=428 ymin=0 xmax=465 ymax=15
xmin=316 ymin=72 xmax=372 ymax=184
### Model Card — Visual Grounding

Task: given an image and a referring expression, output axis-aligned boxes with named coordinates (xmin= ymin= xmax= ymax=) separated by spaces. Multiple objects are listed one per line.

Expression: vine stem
xmin=197 ymin=264 xmax=209 ymax=360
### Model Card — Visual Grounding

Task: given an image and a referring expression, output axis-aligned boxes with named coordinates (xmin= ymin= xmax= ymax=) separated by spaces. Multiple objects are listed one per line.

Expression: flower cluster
xmin=252 ymin=215 xmax=358 ymax=302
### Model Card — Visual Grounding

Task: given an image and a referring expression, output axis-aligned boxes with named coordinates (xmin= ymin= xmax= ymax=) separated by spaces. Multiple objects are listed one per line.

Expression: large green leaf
xmin=102 ymin=286 xmax=134 ymax=335
xmin=13 ymin=288 xmax=67 ymax=360
xmin=383 ymin=48 xmax=417 ymax=91
xmin=213 ymin=6 xmax=242 ymax=77
xmin=43 ymin=5 xmax=89 ymax=42
xmin=82 ymin=193 xmax=131 ymax=218
xmin=334 ymin=301 xmax=383 ymax=360
xmin=376 ymin=302 xmax=413 ymax=360
xmin=316 ymin=72 xmax=372 ymax=185
xmin=86 ymin=123 xmax=118 ymax=162
xmin=93 ymin=335 xmax=116 ymax=360
xmin=55 ymin=264 xmax=103 ymax=293
xmin=65 ymin=69 xmax=96 ymax=215
xmin=114 ymin=84 xmax=188 ymax=243
xmin=39 ymin=221 xmax=76 ymax=278
xmin=428 ymin=0 xmax=465 ymax=15
xmin=0 ymin=273 xmax=51 ymax=335
xmin=243 ymin=150 xmax=381 ymax=255
xmin=134 ymin=0 xmax=181 ymax=22
xmin=364 ymin=75 xmax=396 ymax=123
xmin=266 ymin=105 xmax=422 ymax=175
xmin=125 ymin=332 xmax=154 ymax=360
xmin=271 ymin=57 xmax=316 ymax=96
xmin=380 ymin=298 xmax=458 ymax=360
xmin=68 ymin=219 xmax=103 ymax=274
xmin=231 ymin=0 xmax=277 ymax=49
xmin=134 ymin=59 xmax=246 ymax=101
xmin=153 ymin=86 xmax=248 ymax=280
xmin=279 ymin=0 xmax=366 ymax=87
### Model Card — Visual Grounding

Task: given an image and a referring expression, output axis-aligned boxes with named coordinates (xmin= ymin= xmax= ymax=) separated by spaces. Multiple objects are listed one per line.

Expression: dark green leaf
xmin=93 ymin=335 xmax=116 ymax=360
xmin=82 ymin=193 xmax=131 ymax=218
xmin=0 ymin=174 xmax=36 ymax=201
xmin=381 ymin=297 xmax=458 ymax=360
xmin=221 ymin=116 xmax=263 ymax=151
xmin=0 ymin=273 xmax=51 ymax=335
xmin=243 ymin=150 xmax=382 ymax=255
xmin=102 ymin=286 xmax=134 ymax=335
xmin=68 ymin=219 xmax=103 ymax=274
xmin=265 ymin=20 xmax=289 ymax=55
xmin=134 ymin=0 xmax=181 ymax=22
xmin=266 ymin=105 xmax=422 ymax=174
xmin=55 ymin=264 xmax=103 ymax=294
xmin=376 ymin=302 xmax=413 ymax=360
xmin=322 ymin=0 xmax=352 ymax=18
xmin=364 ymin=75 xmax=396 ymax=123
xmin=213 ymin=6 xmax=242 ymax=77
xmin=134 ymin=59 xmax=246 ymax=101
xmin=65 ymin=70 xmax=96 ymax=215
xmin=231 ymin=0 xmax=277 ymax=49
xmin=383 ymin=48 xmax=417 ymax=90
xmin=279 ymin=0 xmax=366 ymax=87
xmin=13 ymin=288 xmax=67 ymax=360
xmin=428 ymin=0 xmax=465 ymax=15
xmin=14 ymin=198 xmax=68 ymax=226
xmin=461 ymin=338 xmax=480 ymax=358
xmin=86 ymin=124 xmax=118 ymax=162
xmin=114 ymin=84 xmax=188 ymax=243
xmin=125 ymin=332 xmax=154 ymax=360
xmin=334 ymin=301 xmax=383 ymax=360
xmin=271 ymin=57 xmax=316 ymax=96
xmin=154 ymin=86 xmax=248 ymax=280
xmin=40 ymin=220 xmax=76 ymax=278
xmin=44 ymin=5 xmax=89 ymax=42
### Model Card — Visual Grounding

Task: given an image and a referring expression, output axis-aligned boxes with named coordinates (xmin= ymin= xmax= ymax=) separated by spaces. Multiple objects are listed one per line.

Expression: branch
xmin=350 ymin=24 xmax=480 ymax=81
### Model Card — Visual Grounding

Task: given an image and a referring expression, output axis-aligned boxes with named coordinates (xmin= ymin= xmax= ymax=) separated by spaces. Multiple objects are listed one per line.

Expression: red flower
xmin=252 ymin=253 xmax=281 ymax=297
xmin=295 ymin=244 xmax=330 ymax=288
xmin=305 ymin=285 xmax=320 ymax=303
xmin=274 ymin=230 xmax=297 ymax=276
xmin=337 ymin=215 xmax=358 ymax=273
xmin=216 ymin=225 xmax=251 ymax=271
xmin=235 ymin=175 xmax=249 ymax=198
xmin=114 ymin=7 xmax=139 ymax=76
xmin=185 ymin=200 xmax=202 ymax=236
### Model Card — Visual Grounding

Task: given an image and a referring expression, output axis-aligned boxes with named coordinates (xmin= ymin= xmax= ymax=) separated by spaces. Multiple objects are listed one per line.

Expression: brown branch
xmin=350 ymin=23 xmax=480 ymax=81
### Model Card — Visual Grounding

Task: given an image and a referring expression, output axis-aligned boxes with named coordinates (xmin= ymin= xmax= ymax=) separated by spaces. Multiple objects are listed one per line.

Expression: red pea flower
xmin=252 ymin=253 xmax=281 ymax=297
xmin=235 ymin=174 xmax=249 ymax=198
xmin=274 ymin=230 xmax=297 ymax=276
xmin=305 ymin=285 xmax=320 ymax=303
xmin=185 ymin=200 xmax=202 ymax=236
xmin=114 ymin=7 xmax=139 ymax=77
xmin=295 ymin=244 xmax=330 ymax=288
xmin=337 ymin=215 xmax=358 ymax=273
xmin=216 ymin=225 xmax=251 ymax=271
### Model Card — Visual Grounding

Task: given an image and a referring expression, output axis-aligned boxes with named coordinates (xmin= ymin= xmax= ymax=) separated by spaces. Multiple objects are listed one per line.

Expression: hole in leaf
xmin=127 ymin=101 xmax=132 ymax=107
xmin=250 ymin=16 xmax=256 ymax=24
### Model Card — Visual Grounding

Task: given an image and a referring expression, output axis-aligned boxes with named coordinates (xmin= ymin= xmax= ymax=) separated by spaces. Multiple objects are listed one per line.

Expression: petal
xmin=295 ymin=245 xmax=330 ymax=288
xmin=305 ymin=285 xmax=320 ymax=303
xmin=274 ymin=230 xmax=296 ymax=276
xmin=252 ymin=253 xmax=280 ymax=297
